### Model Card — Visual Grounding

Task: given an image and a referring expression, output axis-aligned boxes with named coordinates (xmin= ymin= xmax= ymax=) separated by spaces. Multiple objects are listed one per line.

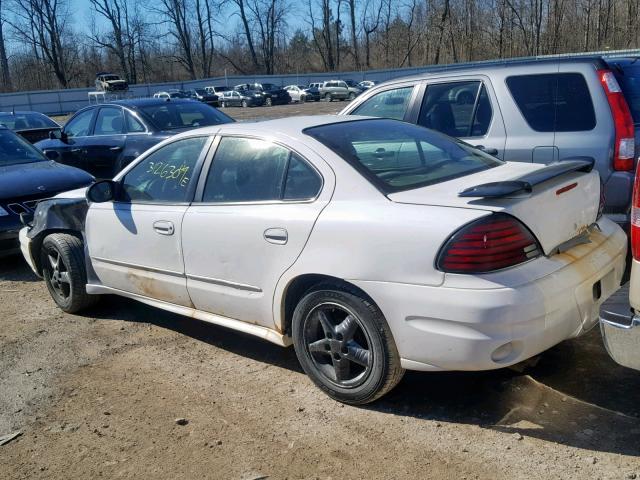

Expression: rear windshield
xmin=138 ymin=102 xmax=233 ymax=130
xmin=506 ymin=73 xmax=596 ymax=132
xmin=0 ymin=112 xmax=58 ymax=130
xmin=612 ymin=63 xmax=640 ymax=124
xmin=304 ymin=119 xmax=502 ymax=193
xmin=0 ymin=129 xmax=46 ymax=166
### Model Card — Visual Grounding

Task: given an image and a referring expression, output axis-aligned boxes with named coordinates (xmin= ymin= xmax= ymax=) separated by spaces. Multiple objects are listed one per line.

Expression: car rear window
xmin=139 ymin=102 xmax=233 ymax=130
xmin=304 ymin=119 xmax=502 ymax=193
xmin=0 ymin=112 xmax=58 ymax=130
xmin=506 ymin=73 xmax=596 ymax=132
xmin=612 ymin=63 xmax=640 ymax=124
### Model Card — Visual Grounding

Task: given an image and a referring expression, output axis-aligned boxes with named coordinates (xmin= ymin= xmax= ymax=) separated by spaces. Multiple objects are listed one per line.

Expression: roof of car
xmin=102 ymin=98 xmax=196 ymax=108
xmin=0 ymin=110 xmax=50 ymax=116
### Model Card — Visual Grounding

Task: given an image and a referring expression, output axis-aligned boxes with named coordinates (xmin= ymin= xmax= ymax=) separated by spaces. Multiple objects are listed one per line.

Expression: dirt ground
xmin=3 ymin=100 xmax=640 ymax=479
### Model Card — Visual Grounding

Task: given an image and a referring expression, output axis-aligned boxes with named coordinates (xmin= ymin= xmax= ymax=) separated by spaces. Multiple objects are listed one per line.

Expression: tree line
xmin=0 ymin=0 xmax=638 ymax=92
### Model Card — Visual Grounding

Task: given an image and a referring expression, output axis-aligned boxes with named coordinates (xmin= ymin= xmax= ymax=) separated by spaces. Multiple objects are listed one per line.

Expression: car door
xmin=85 ymin=135 xmax=212 ymax=306
xmin=44 ymin=108 xmax=96 ymax=172
xmin=82 ymin=106 xmax=127 ymax=179
xmin=181 ymin=135 xmax=333 ymax=329
xmin=416 ymin=78 xmax=507 ymax=159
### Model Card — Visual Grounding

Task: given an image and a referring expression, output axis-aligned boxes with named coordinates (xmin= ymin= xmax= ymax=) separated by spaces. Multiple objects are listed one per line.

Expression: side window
xmin=64 ymin=109 xmax=95 ymax=138
xmin=120 ymin=136 xmax=208 ymax=203
xmin=94 ymin=107 xmax=125 ymax=135
xmin=506 ymin=73 xmax=595 ymax=132
xmin=202 ymin=137 xmax=315 ymax=202
xmin=283 ymin=154 xmax=322 ymax=200
xmin=418 ymin=81 xmax=484 ymax=137
xmin=353 ymin=86 xmax=414 ymax=121
xmin=126 ymin=111 xmax=146 ymax=133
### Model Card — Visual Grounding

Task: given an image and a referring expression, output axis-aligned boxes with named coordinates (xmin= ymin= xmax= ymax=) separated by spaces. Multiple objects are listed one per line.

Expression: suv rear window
xmin=305 ymin=118 xmax=502 ymax=193
xmin=506 ymin=73 xmax=596 ymax=132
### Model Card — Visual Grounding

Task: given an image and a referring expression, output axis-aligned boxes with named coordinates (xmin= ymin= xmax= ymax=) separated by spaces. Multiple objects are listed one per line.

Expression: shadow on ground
xmin=0 ymin=255 xmax=40 ymax=282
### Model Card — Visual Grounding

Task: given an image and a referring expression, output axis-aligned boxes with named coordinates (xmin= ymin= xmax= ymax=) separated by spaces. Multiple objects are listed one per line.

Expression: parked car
xmin=188 ymin=88 xmax=220 ymax=106
xmin=95 ymin=72 xmax=128 ymax=92
xmin=0 ymin=111 xmax=61 ymax=143
xmin=19 ymin=116 xmax=626 ymax=404
xmin=0 ymin=126 xmax=93 ymax=257
xmin=600 ymin=159 xmax=640 ymax=370
xmin=34 ymin=98 xmax=233 ymax=178
xmin=315 ymin=80 xmax=349 ymax=101
xmin=153 ymin=90 xmax=190 ymax=99
xmin=284 ymin=85 xmax=321 ymax=103
xmin=342 ymin=79 xmax=364 ymax=100
xmin=219 ymin=89 xmax=265 ymax=108
xmin=340 ymin=56 xmax=640 ymax=229
xmin=204 ymin=86 xmax=231 ymax=96
xmin=358 ymin=80 xmax=377 ymax=90
xmin=235 ymin=83 xmax=291 ymax=106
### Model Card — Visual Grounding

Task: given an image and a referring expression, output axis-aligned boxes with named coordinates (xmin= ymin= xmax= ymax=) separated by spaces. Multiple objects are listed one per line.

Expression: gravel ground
xmin=3 ymin=100 xmax=640 ymax=479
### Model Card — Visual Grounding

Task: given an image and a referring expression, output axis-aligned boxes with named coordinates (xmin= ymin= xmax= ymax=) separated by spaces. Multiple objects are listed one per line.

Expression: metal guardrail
xmin=1 ymin=48 xmax=639 ymax=116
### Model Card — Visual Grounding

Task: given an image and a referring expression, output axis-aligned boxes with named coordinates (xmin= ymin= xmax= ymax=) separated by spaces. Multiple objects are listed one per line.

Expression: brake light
xmin=598 ymin=69 xmax=635 ymax=171
xmin=437 ymin=213 xmax=542 ymax=273
xmin=631 ymin=162 xmax=640 ymax=260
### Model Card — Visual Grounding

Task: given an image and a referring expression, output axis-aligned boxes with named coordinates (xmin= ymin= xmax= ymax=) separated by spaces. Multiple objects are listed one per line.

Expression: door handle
xmin=110 ymin=146 xmax=123 ymax=152
xmin=474 ymin=145 xmax=499 ymax=156
xmin=153 ymin=220 xmax=175 ymax=236
xmin=70 ymin=148 xmax=82 ymax=153
xmin=264 ymin=228 xmax=288 ymax=244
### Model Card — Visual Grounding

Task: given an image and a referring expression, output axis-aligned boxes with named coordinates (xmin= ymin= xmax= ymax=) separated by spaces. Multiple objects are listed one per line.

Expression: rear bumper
xmin=352 ymin=217 xmax=627 ymax=371
xmin=599 ymin=259 xmax=640 ymax=371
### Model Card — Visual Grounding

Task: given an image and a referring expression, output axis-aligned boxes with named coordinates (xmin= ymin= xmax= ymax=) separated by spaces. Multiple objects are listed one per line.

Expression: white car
xmin=20 ymin=116 xmax=627 ymax=404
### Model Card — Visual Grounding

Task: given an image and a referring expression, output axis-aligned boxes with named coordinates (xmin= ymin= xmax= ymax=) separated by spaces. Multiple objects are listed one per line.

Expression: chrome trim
xmin=90 ymin=256 xmax=184 ymax=277
xmin=186 ymin=273 xmax=262 ymax=293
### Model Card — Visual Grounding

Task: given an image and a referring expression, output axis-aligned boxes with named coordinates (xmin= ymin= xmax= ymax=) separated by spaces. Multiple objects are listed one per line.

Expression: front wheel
xmin=41 ymin=233 xmax=98 ymax=313
xmin=300 ymin=95 xmax=306 ymax=103
xmin=348 ymin=92 xmax=356 ymax=100
xmin=241 ymin=100 xmax=248 ymax=108
xmin=292 ymin=286 xmax=404 ymax=404
xmin=324 ymin=93 xmax=332 ymax=102
xmin=220 ymin=101 xmax=226 ymax=108
xmin=265 ymin=97 xmax=272 ymax=107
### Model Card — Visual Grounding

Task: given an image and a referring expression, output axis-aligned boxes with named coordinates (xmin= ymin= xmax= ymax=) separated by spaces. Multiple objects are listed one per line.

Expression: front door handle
xmin=264 ymin=228 xmax=288 ymax=244
xmin=153 ymin=220 xmax=175 ymax=236
xmin=110 ymin=146 xmax=123 ymax=152
xmin=70 ymin=148 xmax=82 ymax=153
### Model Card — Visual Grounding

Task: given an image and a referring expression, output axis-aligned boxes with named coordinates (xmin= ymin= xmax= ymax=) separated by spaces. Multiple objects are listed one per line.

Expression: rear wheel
xmin=241 ymin=100 xmax=248 ymax=108
xmin=220 ymin=101 xmax=226 ymax=108
xmin=265 ymin=97 xmax=272 ymax=107
xmin=41 ymin=233 xmax=98 ymax=313
xmin=348 ymin=92 xmax=356 ymax=100
xmin=324 ymin=93 xmax=332 ymax=102
xmin=292 ymin=286 xmax=404 ymax=404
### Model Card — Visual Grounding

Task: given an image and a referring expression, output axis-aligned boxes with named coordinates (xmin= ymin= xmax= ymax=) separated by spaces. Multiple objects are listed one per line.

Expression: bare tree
xmin=0 ymin=0 xmax=11 ymax=90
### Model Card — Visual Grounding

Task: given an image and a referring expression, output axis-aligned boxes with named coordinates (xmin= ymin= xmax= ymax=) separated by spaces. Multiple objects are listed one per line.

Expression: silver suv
xmin=311 ymin=80 xmax=349 ymax=102
xmin=341 ymin=56 xmax=640 ymax=227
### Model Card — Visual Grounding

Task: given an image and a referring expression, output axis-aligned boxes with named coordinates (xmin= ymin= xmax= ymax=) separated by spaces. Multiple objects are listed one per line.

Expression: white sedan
xmin=20 ymin=116 xmax=627 ymax=404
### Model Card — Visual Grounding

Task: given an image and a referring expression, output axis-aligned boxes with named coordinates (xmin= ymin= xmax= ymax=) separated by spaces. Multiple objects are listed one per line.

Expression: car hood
xmin=0 ymin=161 xmax=94 ymax=200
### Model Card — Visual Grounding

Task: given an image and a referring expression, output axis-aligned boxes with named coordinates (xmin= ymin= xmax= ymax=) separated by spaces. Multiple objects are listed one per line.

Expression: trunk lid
xmin=388 ymin=161 xmax=601 ymax=255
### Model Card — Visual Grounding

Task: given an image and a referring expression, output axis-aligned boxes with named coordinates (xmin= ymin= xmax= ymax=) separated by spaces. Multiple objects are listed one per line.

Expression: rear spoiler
xmin=458 ymin=157 xmax=595 ymax=198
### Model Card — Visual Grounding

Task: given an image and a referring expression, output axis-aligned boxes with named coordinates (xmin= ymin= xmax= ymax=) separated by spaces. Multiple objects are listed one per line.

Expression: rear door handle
xmin=110 ymin=146 xmax=123 ymax=152
xmin=70 ymin=148 xmax=82 ymax=153
xmin=264 ymin=228 xmax=288 ymax=244
xmin=153 ymin=220 xmax=175 ymax=236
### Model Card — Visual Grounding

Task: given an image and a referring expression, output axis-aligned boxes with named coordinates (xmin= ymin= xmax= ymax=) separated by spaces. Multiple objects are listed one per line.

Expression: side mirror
xmin=86 ymin=180 xmax=116 ymax=203
xmin=44 ymin=150 xmax=59 ymax=160
xmin=475 ymin=145 xmax=499 ymax=156
xmin=49 ymin=130 xmax=60 ymax=140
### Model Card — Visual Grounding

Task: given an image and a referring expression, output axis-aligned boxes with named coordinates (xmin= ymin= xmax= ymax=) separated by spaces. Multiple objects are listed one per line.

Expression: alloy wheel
xmin=302 ymin=302 xmax=373 ymax=388
xmin=46 ymin=249 xmax=71 ymax=301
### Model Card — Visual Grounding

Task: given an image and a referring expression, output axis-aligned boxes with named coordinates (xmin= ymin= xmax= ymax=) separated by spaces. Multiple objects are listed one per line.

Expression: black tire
xmin=348 ymin=92 xmax=356 ymax=100
xmin=324 ymin=93 xmax=332 ymax=102
xmin=300 ymin=95 xmax=306 ymax=103
xmin=292 ymin=285 xmax=404 ymax=404
xmin=220 ymin=101 xmax=226 ymax=108
xmin=41 ymin=233 xmax=98 ymax=313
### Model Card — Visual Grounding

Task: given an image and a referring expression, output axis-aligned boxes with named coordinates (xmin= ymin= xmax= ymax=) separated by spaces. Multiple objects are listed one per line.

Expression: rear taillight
xmin=598 ymin=69 xmax=635 ymax=171
xmin=437 ymin=213 xmax=542 ymax=273
xmin=631 ymin=162 xmax=640 ymax=260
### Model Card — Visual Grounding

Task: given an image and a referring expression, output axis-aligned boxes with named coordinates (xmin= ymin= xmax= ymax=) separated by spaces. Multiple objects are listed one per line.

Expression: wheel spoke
xmin=48 ymin=253 xmax=58 ymax=270
xmin=332 ymin=356 xmax=350 ymax=382
xmin=59 ymin=271 xmax=71 ymax=285
xmin=308 ymin=339 xmax=330 ymax=355
xmin=344 ymin=343 xmax=371 ymax=367
xmin=315 ymin=310 xmax=334 ymax=336
xmin=335 ymin=315 xmax=358 ymax=342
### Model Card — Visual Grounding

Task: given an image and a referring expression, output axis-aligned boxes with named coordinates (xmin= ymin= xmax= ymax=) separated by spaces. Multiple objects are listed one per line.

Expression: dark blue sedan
xmin=35 ymin=98 xmax=234 ymax=179
xmin=0 ymin=126 xmax=94 ymax=257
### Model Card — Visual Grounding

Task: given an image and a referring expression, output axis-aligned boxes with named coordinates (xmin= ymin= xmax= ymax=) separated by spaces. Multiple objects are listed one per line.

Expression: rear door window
xmin=506 ymin=73 xmax=595 ymax=132
xmin=417 ymin=81 xmax=492 ymax=138
xmin=94 ymin=107 xmax=125 ymax=135
xmin=353 ymin=86 xmax=414 ymax=121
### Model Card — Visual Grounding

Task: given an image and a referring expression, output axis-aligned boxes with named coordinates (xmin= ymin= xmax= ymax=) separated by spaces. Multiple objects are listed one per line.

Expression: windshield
xmin=0 ymin=129 xmax=46 ymax=166
xmin=0 ymin=112 xmax=58 ymax=130
xmin=613 ymin=63 xmax=640 ymax=124
xmin=103 ymin=75 xmax=119 ymax=81
xmin=139 ymin=102 xmax=233 ymax=130
xmin=195 ymin=89 xmax=207 ymax=95
xmin=262 ymin=83 xmax=277 ymax=90
xmin=305 ymin=119 xmax=502 ymax=193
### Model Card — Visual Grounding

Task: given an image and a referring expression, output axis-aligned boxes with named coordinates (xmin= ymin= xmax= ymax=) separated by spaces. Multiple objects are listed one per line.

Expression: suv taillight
xmin=437 ymin=213 xmax=542 ymax=273
xmin=632 ymin=162 xmax=640 ymax=260
xmin=598 ymin=69 xmax=635 ymax=171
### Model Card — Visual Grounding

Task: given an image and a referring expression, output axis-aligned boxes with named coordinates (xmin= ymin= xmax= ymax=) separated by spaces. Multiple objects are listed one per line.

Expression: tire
xmin=348 ymin=92 xmax=356 ymax=100
xmin=265 ymin=97 xmax=272 ymax=107
xmin=241 ymin=100 xmax=248 ymax=108
xmin=41 ymin=233 xmax=98 ymax=313
xmin=220 ymin=101 xmax=226 ymax=108
xmin=300 ymin=95 xmax=306 ymax=103
xmin=292 ymin=285 xmax=404 ymax=405
xmin=324 ymin=93 xmax=332 ymax=102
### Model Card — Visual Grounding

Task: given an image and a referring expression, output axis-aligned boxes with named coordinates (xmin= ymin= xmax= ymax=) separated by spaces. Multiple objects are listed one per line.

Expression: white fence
xmin=2 ymin=48 xmax=639 ymax=116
